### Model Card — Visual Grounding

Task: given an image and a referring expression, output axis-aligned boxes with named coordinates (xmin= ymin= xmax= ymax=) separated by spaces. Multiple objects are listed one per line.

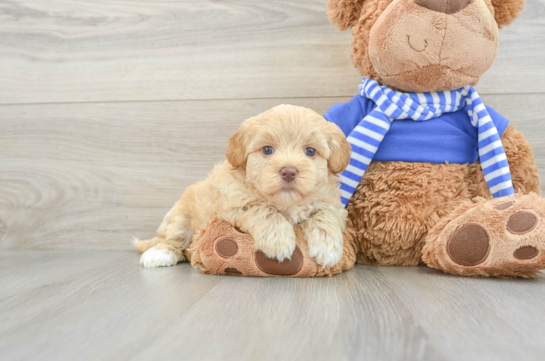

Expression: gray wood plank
xmin=379 ymin=267 xmax=545 ymax=360
xmin=477 ymin=0 xmax=545 ymax=94
xmin=1 ymin=94 xmax=544 ymax=251
xmin=0 ymin=0 xmax=544 ymax=105
xmin=0 ymin=250 xmax=544 ymax=361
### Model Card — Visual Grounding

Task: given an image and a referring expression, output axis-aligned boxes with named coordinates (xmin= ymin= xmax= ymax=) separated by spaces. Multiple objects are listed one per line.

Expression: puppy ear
xmin=491 ymin=0 xmax=525 ymax=28
xmin=327 ymin=122 xmax=352 ymax=174
xmin=226 ymin=123 xmax=249 ymax=169
xmin=327 ymin=0 xmax=365 ymax=31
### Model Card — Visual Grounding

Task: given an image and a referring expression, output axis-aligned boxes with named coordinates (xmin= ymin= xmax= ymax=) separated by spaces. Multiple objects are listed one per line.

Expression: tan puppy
xmin=134 ymin=105 xmax=351 ymax=268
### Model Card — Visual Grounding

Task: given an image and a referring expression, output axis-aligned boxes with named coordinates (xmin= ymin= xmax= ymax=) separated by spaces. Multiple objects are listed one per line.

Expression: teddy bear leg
xmin=422 ymin=194 xmax=545 ymax=278
xmin=188 ymin=220 xmax=356 ymax=277
xmin=422 ymin=125 xmax=544 ymax=278
xmin=347 ymin=161 xmax=479 ymax=266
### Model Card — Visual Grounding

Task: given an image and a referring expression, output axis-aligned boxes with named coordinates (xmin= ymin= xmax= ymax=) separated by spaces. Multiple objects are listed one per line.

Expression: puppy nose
xmin=279 ymin=167 xmax=298 ymax=182
xmin=414 ymin=0 xmax=472 ymax=14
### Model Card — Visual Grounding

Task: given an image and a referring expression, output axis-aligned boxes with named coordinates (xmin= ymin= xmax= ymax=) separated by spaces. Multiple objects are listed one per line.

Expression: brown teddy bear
xmin=323 ymin=0 xmax=545 ymax=278
xmin=180 ymin=0 xmax=545 ymax=278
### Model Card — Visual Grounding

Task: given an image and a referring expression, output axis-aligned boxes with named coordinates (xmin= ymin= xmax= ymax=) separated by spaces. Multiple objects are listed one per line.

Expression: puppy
xmin=134 ymin=105 xmax=351 ymax=268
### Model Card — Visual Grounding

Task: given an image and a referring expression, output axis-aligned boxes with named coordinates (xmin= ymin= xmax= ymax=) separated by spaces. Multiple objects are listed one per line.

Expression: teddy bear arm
xmin=471 ymin=124 xmax=541 ymax=198
xmin=501 ymin=125 xmax=541 ymax=195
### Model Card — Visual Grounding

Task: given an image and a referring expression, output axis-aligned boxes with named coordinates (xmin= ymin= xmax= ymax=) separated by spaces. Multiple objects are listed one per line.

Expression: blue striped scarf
xmin=339 ymin=78 xmax=515 ymax=207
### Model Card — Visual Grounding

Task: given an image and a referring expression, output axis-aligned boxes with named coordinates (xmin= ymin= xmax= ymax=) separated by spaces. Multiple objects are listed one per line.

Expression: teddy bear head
xmin=327 ymin=0 xmax=525 ymax=92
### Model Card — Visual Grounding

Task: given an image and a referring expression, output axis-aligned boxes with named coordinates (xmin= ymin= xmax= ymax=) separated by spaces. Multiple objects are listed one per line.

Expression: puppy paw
xmin=253 ymin=223 xmax=296 ymax=262
xmin=305 ymin=227 xmax=344 ymax=268
xmin=140 ymin=247 xmax=179 ymax=267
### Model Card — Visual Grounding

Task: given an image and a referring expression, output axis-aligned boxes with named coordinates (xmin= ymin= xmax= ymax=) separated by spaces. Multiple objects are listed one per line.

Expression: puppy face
xmin=226 ymin=105 xmax=351 ymax=206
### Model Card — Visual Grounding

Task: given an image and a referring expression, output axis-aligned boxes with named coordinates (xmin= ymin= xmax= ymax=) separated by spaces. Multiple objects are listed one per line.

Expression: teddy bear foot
xmin=423 ymin=193 xmax=545 ymax=278
xmin=188 ymin=220 xmax=356 ymax=277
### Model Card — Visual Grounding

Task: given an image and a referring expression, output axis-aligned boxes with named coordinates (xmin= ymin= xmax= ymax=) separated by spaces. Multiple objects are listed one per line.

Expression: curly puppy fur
xmin=135 ymin=105 xmax=352 ymax=268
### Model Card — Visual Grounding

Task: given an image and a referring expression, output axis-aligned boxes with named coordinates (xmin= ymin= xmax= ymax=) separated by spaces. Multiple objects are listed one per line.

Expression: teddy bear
xmin=186 ymin=0 xmax=545 ymax=278
xmin=323 ymin=0 xmax=545 ymax=278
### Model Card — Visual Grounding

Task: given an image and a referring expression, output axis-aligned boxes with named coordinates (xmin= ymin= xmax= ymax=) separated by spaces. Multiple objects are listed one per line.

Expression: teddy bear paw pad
xmin=254 ymin=247 xmax=304 ymax=276
xmin=447 ymin=223 xmax=490 ymax=266
xmin=513 ymin=245 xmax=539 ymax=260
xmin=214 ymin=237 xmax=239 ymax=258
xmin=223 ymin=267 xmax=243 ymax=276
xmin=507 ymin=211 xmax=538 ymax=235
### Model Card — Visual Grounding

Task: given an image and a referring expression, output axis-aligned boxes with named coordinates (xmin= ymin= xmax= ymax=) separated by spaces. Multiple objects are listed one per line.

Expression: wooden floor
xmin=1 ymin=250 xmax=545 ymax=361
xmin=2 ymin=0 xmax=545 ymax=360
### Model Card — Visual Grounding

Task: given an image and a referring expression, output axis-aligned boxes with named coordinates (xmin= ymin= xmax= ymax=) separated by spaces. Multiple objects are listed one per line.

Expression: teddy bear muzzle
xmin=414 ymin=0 xmax=472 ymax=14
xmin=368 ymin=0 xmax=499 ymax=92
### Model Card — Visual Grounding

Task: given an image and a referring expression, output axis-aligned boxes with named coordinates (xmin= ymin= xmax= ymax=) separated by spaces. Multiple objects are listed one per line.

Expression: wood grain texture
xmin=1 ymin=94 xmax=544 ymax=251
xmin=0 ymin=0 xmax=544 ymax=105
xmin=1 ymin=251 xmax=544 ymax=361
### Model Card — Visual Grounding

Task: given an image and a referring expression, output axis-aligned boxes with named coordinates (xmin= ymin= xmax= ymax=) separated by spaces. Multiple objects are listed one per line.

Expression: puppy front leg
xmin=302 ymin=207 xmax=346 ymax=268
xmin=240 ymin=206 xmax=296 ymax=262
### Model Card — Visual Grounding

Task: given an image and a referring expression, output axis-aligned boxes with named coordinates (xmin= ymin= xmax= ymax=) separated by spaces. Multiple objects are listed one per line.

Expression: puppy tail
xmin=133 ymin=237 xmax=160 ymax=254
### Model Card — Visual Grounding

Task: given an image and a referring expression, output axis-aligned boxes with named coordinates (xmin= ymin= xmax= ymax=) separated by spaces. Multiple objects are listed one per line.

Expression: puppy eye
xmin=305 ymin=147 xmax=316 ymax=157
xmin=262 ymin=146 xmax=274 ymax=156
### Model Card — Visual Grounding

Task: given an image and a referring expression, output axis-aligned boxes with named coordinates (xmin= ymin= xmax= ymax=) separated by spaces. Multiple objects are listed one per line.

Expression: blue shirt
xmin=324 ymin=95 xmax=509 ymax=164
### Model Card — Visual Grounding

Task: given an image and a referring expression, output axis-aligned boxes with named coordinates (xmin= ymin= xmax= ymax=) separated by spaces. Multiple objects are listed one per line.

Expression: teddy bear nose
xmin=279 ymin=167 xmax=298 ymax=182
xmin=414 ymin=0 xmax=472 ymax=14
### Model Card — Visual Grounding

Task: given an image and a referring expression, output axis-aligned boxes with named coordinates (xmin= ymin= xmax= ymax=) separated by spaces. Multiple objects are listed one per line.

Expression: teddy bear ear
xmin=491 ymin=0 xmax=526 ymax=28
xmin=327 ymin=0 xmax=365 ymax=31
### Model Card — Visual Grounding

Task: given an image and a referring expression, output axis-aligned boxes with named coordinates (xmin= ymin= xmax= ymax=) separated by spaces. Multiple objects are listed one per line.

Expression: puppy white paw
xmin=254 ymin=224 xmax=296 ymax=262
xmin=140 ymin=247 xmax=178 ymax=268
xmin=305 ymin=228 xmax=344 ymax=269
xmin=308 ymin=241 xmax=343 ymax=268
